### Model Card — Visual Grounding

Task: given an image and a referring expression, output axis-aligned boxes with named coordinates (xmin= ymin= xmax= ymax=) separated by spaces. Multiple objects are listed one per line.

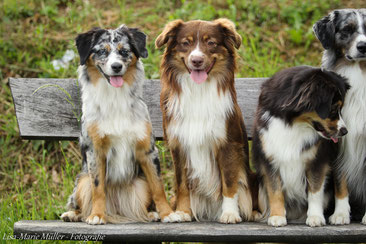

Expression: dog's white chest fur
xmin=336 ymin=63 xmax=366 ymax=197
xmin=167 ymin=74 xmax=233 ymax=196
xmin=81 ymin=76 xmax=146 ymax=184
xmin=82 ymin=78 xmax=146 ymax=138
xmin=260 ymin=115 xmax=318 ymax=200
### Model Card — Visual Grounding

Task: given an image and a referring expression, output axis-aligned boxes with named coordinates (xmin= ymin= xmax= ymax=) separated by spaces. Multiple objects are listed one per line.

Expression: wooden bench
xmin=9 ymin=77 xmax=366 ymax=243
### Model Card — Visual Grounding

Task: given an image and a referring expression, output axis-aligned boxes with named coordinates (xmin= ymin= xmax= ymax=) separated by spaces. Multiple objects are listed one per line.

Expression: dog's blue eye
xmin=120 ymin=49 xmax=129 ymax=57
xmin=96 ymin=49 xmax=107 ymax=56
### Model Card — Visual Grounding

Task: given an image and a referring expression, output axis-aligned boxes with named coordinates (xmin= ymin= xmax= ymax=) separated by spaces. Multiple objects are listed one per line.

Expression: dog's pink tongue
xmin=110 ymin=76 xmax=124 ymax=88
xmin=190 ymin=70 xmax=208 ymax=84
xmin=331 ymin=137 xmax=339 ymax=143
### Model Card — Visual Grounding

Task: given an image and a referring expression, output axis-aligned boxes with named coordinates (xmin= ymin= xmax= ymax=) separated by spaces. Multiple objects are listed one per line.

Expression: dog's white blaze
xmin=349 ymin=35 xmax=366 ymax=59
xmin=336 ymin=63 xmax=366 ymax=201
xmin=188 ymin=40 xmax=204 ymax=70
xmin=260 ymin=116 xmax=319 ymax=201
xmin=105 ymin=52 xmax=126 ymax=75
xmin=337 ymin=114 xmax=346 ymax=130
xmin=348 ymin=12 xmax=366 ymax=59
xmin=357 ymin=11 xmax=365 ymax=34
xmin=189 ymin=43 xmax=204 ymax=59
xmin=167 ymin=73 xmax=233 ymax=199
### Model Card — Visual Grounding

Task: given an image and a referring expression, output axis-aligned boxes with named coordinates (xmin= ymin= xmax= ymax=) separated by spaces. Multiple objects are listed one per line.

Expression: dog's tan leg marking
xmin=85 ymin=123 xmax=110 ymax=225
xmin=136 ymin=123 xmax=178 ymax=222
xmin=264 ymin=174 xmax=287 ymax=227
xmin=170 ymin=144 xmax=192 ymax=222
xmin=217 ymin=142 xmax=248 ymax=224
xmin=329 ymin=175 xmax=351 ymax=225
xmin=306 ymin=166 xmax=329 ymax=227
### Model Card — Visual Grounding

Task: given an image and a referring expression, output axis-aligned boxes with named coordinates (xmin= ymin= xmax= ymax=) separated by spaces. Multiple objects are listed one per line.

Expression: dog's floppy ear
xmin=155 ymin=19 xmax=184 ymax=49
xmin=128 ymin=27 xmax=148 ymax=58
xmin=313 ymin=12 xmax=336 ymax=50
xmin=215 ymin=18 xmax=242 ymax=50
xmin=75 ymin=27 xmax=106 ymax=65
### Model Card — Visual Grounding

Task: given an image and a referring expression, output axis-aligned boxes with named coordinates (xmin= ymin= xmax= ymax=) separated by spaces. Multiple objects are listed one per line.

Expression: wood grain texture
xmin=9 ymin=78 xmax=82 ymax=140
xmin=13 ymin=220 xmax=366 ymax=243
xmin=9 ymin=77 xmax=265 ymax=140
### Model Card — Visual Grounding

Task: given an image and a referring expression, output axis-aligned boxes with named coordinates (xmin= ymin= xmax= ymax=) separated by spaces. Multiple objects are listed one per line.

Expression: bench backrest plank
xmin=9 ymin=77 xmax=266 ymax=140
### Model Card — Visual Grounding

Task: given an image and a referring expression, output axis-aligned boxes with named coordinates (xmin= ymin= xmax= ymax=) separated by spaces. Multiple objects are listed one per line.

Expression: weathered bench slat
xmin=13 ymin=220 xmax=366 ymax=243
xmin=9 ymin=77 xmax=265 ymax=140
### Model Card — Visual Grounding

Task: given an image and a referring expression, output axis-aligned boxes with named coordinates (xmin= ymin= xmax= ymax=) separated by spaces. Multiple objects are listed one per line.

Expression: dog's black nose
xmin=357 ymin=42 xmax=366 ymax=54
xmin=111 ymin=62 xmax=122 ymax=72
xmin=339 ymin=127 xmax=348 ymax=136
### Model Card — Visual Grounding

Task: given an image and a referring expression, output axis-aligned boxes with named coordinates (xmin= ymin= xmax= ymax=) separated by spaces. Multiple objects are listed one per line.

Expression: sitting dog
xmin=155 ymin=19 xmax=255 ymax=223
xmin=61 ymin=25 xmax=178 ymax=224
xmin=313 ymin=8 xmax=366 ymax=225
xmin=253 ymin=66 xmax=349 ymax=227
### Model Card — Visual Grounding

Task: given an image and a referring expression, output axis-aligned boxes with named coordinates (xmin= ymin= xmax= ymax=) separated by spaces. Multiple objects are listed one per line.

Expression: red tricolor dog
xmin=155 ymin=19 xmax=256 ymax=223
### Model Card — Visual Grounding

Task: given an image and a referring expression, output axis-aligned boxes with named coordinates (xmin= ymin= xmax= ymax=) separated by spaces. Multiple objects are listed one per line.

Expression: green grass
xmin=1 ymin=0 xmax=365 ymax=243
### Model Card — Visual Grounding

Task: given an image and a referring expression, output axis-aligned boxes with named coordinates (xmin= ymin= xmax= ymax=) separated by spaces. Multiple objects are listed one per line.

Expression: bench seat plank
xmin=9 ymin=77 xmax=266 ymax=140
xmin=13 ymin=220 xmax=366 ymax=243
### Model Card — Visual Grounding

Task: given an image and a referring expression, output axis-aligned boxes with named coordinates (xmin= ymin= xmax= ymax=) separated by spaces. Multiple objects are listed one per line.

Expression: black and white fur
xmin=253 ymin=66 xmax=349 ymax=227
xmin=314 ymin=9 xmax=366 ymax=225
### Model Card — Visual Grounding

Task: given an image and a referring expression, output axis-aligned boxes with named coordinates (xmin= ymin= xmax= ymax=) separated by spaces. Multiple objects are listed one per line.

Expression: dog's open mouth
xmin=317 ymin=129 xmax=339 ymax=143
xmin=110 ymin=76 xmax=124 ymax=87
xmin=182 ymin=58 xmax=216 ymax=84
xmin=313 ymin=122 xmax=339 ymax=143
xmin=320 ymin=131 xmax=339 ymax=143
xmin=97 ymin=66 xmax=124 ymax=88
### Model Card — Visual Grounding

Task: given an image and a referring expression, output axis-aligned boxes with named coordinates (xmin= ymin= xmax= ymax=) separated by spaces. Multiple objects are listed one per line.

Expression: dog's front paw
xmin=61 ymin=211 xmax=81 ymax=222
xmin=306 ymin=215 xmax=326 ymax=227
xmin=85 ymin=213 xmax=106 ymax=225
xmin=147 ymin=212 xmax=160 ymax=222
xmin=362 ymin=214 xmax=366 ymax=225
xmin=175 ymin=210 xmax=192 ymax=222
xmin=252 ymin=210 xmax=263 ymax=221
xmin=219 ymin=211 xmax=242 ymax=224
xmin=162 ymin=212 xmax=182 ymax=223
xmin=329 ymin=212 xmax=350 ymax=225
xmin=268 ymin=216 xmax=287 ymax=227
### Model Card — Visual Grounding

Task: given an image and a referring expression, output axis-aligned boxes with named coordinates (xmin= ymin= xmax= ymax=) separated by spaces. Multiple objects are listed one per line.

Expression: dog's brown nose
xmin=191 ymin=56 xmax=204 ymax=68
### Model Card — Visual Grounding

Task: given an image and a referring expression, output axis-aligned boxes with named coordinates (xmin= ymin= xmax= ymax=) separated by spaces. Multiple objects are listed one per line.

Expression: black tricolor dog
xmin=253 ymin=66 xmax=349 ymax=227
xmin=314 ymin=9 xmax=366 ymax=225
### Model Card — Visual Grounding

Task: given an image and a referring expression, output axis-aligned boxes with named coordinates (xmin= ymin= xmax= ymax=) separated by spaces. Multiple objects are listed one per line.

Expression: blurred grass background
xmin=0 ymin=0 xmax=364 ymax=243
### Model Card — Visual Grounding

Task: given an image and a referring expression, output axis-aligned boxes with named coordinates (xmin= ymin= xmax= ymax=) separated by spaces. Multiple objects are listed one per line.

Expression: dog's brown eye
xmin=207 ymin=41 xmax=216 ymax=47
xmin=341 ymin=25 xmax=354 ymax=34
xmin=181 ymin=41 xmax=190 ymax=47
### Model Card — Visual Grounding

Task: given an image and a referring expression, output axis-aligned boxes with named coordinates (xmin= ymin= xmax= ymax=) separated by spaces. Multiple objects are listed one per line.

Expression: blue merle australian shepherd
xmin=314 ymin=9 xmax=366 ymax=225
xmin=61 ymin=25 xmax=179 ymax=224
